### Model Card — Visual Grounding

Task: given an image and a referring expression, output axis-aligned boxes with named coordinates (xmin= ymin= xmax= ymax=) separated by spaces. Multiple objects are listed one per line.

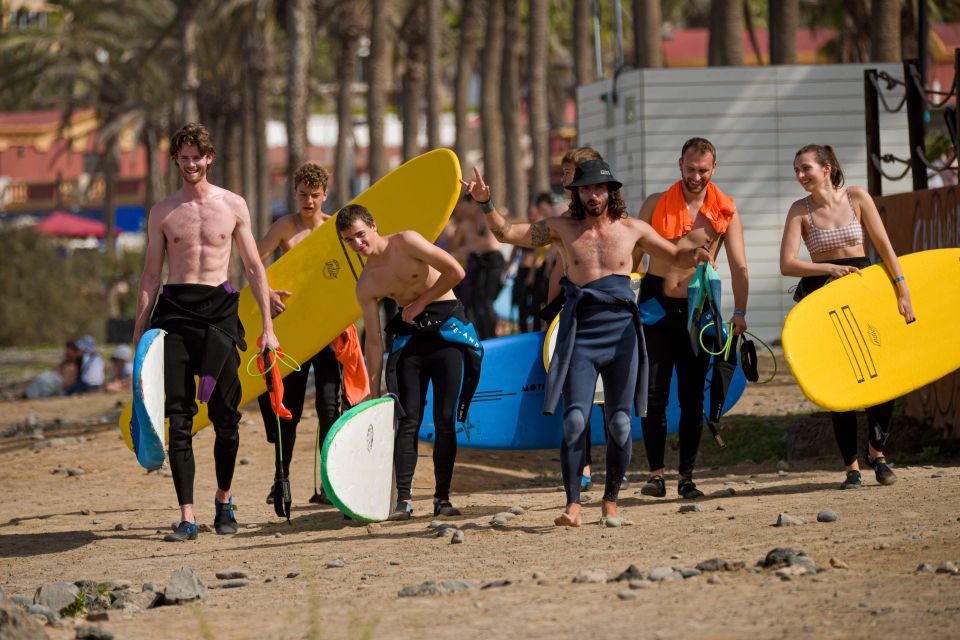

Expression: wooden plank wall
xmin=577 ymin=64 xmax=910 ymax=342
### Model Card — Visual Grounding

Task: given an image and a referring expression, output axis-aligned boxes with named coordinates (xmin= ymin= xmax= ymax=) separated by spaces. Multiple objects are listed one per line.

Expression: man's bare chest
xmin=163 ymin=207 xmax=234 ymax=248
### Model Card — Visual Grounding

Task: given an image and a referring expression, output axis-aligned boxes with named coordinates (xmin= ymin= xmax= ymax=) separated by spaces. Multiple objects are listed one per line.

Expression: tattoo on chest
xmin=530 ymin=220 xmax=550 ymax=246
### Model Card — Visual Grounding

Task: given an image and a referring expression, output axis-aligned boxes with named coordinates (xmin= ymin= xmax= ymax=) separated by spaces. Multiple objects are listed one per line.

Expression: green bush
xmin=0 ymin=228 xmax=141 ymax=346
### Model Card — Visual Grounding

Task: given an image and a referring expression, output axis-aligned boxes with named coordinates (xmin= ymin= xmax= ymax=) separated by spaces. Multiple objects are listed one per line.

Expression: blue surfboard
xmin=419 ymin=330 xmax=746 ymax=450
xmin=131 ymin=329 xmax=167 ymax=470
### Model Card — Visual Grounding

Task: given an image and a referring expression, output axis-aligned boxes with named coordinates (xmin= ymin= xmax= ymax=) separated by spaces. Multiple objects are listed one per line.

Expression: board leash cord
xmin=698 ymin=323 xmax=778 ymax=385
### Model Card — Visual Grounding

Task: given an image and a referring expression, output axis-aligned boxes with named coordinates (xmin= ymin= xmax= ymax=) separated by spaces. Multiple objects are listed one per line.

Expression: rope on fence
xmin=870 ymin=152 xmax=913 ymax=181
xmin=908 ymin=64 xmax=957 ymax=111
xmin=871 ymin=71 xmax=908 ymax=113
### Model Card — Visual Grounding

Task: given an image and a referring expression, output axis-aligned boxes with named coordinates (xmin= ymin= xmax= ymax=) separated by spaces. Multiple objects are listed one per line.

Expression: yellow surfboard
xmin=782 ymin=248 xmax=960 ymax=411
xmin=119 ymin=149 xmax=461 ymax=451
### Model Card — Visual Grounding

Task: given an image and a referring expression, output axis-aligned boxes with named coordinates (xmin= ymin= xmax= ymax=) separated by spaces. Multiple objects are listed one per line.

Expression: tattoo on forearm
xmin=530 ymin=220 xmax=551 ymax=247
xmin=491 ymin=219 xmax=512 ymax=242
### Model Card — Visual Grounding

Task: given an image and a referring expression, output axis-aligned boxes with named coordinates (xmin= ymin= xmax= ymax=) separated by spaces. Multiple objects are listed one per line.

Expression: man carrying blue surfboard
xmin=464 ymin=161 xmax=712 ymax=527
xmin=133 ymin=123 xmax=279 ymax=542
xmin=336 ymin=204 xmax=483 ymax=521
xmin=635 ymin=138 xmax=749 ymax=501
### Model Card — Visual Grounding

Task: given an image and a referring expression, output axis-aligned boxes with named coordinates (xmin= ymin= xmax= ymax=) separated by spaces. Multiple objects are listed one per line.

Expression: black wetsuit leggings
xmin=797 ymin=256 xmax=894 ymax=466
xmin=394 ymin=333 xmax=464 ymax=502
xmin=640 ymin=285 xmax=711 ymax=479
xmin=560 ymin=303 xmax=638 ymax=505
xmin=466 ymin=251 xmax=504 ymax=340
xmin=257 ymin=345 xmax=341 ymax=481
xmin=514 ymin=265 xmax=535 ymax=333
xmin=163 ymin=322 xmax=242 ymax=506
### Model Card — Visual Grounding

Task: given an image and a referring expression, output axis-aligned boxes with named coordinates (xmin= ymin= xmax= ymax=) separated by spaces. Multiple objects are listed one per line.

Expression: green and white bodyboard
xmin=320 ymin=397 xmax=397 ymax=522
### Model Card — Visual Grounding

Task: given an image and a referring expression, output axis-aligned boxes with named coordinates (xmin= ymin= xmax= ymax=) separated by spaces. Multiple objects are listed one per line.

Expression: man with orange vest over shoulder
xmin=634 ymin=137 xmax=749 ymax=501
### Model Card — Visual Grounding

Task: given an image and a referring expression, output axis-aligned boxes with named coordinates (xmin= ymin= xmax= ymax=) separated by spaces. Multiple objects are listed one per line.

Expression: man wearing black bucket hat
xmin=462 ymin=161 xmax=712 ymax=528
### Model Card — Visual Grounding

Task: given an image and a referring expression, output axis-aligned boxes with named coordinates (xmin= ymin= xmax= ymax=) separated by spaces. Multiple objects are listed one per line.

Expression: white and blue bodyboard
xmin=131 ymin=329 xmax=167 ymax=470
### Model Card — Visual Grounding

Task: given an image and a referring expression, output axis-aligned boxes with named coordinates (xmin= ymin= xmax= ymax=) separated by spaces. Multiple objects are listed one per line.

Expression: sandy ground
xmin=1 ymin=352 xmax=958 ymax=639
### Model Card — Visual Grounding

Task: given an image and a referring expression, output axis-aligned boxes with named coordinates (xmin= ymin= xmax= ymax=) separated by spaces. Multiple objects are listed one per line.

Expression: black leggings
xmin=796 ymin=256 xmax=894 ymax=466
xmin=514 ymin=266 xmax=537 ymax=333
xmin=466 ymin=251 xmax=504 ymax=340
xmin=394 ymin=333 xmax=464 ymax=502
xmin=640 ymin=278 xmax=711 ymax=479
xmin=257 ymin=345 xmax=341 ymax=480
xmin=163 ymin=322 xmax=242 ymax=506
xmin=833 ymin=403 xmax=894 ymax=466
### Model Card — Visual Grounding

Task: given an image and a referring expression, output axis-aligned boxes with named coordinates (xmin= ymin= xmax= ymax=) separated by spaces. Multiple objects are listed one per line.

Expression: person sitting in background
xmin=64 ymin=335 xmax=104 ymax=395
xmin=24 ymin=340 xmax=80 ymax=399
xmin=104 ymin=344 xmax=133 ymax=392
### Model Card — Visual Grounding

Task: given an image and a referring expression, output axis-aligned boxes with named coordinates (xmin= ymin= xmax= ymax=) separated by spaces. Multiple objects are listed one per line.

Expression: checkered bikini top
xmin=801 ymin=191 xmax=864 ymax=256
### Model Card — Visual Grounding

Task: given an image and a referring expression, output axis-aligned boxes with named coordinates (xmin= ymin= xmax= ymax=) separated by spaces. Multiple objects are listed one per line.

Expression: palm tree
xmin=528 ymin=0 xmax=550 ymax=196
xmin=633 ymin=0 xmax=663 ymax=68
xmin=769 ymin=0 xmax=799 ymax=64
xmin=573 ymin=0 xmax=595 ymax=86
xmin=176 ymin=0 xmax=200 ymax=123
xmin=500 ymin=0 xmax=524 ymax=217
xmin=285 ymin=0 xmax=314 ymax=216
xmin=454 ymin=1 xmax=481 ymax=175
xmin=871 ymin=0 xmax=901 ymax=62
xmin=400 ymin=2 xmax=427 ymax=162
xmin=708 ymin=0 xmax=744 ymax=66
xmin=367 ymin=0 xmax=392 ymax=183
xmin=481 ymin=0 xmax=506 ymax=208
xmin=426 ymin=0 xmax=441 ymax=150
xmin=335 ymin=4 xmax=363 ymax=207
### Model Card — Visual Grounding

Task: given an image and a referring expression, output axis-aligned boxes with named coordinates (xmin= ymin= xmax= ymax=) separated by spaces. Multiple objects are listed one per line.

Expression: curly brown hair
xmin=568 ymin=185 xmax=628 ymax=221
xmin=293 ymin=163 xmax=330 ymax=191
xmin=169 ymin=123 xmax=215 ymax=159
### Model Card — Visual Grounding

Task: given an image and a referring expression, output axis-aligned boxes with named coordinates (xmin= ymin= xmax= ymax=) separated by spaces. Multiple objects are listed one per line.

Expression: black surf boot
xmin=164 ymin=521 xmax=198 ymax=542
xmin=678 ymin=477 xmax=704 ymax=500
xmin=866 ymin=456 xmax=897 ymax=486
xmin=433 ymin=499 xmax=461 ymax=517
xmin=214 ymin=496 xmax=239 ymax=534
xmin=640 ymin=475 xmax=666 ymax=498
xmin=840 ymin=470 xmax=863 ymax=490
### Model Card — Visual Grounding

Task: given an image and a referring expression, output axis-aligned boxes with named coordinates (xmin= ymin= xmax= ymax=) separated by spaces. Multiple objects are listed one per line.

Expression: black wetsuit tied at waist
xmin=384 ymin=300 xmax=484 ymax=422
xmin=544 ymin=274 xmax=648 ymax=417
xmin=151 ymin=282 xmax=246 ymax=403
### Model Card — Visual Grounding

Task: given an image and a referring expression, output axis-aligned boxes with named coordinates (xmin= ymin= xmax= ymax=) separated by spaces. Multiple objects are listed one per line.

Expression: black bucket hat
xmin=565 ymin=159 xmax=623 ymax=191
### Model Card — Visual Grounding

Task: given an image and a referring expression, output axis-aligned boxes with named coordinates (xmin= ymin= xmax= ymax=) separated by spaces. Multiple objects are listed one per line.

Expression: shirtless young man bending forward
xmin=463 ymin=161 xmax=712 ymax=527
xmin=336 ymin=205 xmax=483 ymax=521
xmin=133 ymin=123 xmax=278 ymax=542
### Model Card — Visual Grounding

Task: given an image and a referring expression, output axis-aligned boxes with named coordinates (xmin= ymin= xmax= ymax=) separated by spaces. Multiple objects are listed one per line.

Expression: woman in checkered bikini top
xmin=801 ymin=190 xmax=864 ymax=255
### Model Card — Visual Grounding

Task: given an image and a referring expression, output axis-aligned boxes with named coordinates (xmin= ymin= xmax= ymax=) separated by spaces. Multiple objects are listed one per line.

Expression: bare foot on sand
xmin=554 ymin=503 xmax=582 ymax=527
xmin=601 ymin=500 xmax=617 ymax=518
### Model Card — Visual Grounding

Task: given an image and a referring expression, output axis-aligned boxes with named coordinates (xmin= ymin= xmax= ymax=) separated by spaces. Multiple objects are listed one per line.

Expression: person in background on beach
xmin=104 ymin=344 xmax=133 ymax=393
xmin=634 ymin=137 xmax=749 ymax=501
xmin=133 ymin=122 xmax=278 ymax=542
xmin=256 ymin=162 xmax=367 ymax=507
xmin=780 ymin=144 xmax=913 ymax=489
xmin=64 ymin=335 xmax=104 ymax=396
xmin=449 ymin=194 xmax=505 ymax=340
xmin=466 ymin=161 xmax=712 ymax=527
xmin=337 ymin=204 xmax=483 ymax=521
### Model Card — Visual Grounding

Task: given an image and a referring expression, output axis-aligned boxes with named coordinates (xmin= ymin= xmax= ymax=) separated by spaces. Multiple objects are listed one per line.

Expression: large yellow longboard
xmin=782 ymin=248 xmax=960 ymax=411
xmin=119 ymin=149 xmax=461 ymax=451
